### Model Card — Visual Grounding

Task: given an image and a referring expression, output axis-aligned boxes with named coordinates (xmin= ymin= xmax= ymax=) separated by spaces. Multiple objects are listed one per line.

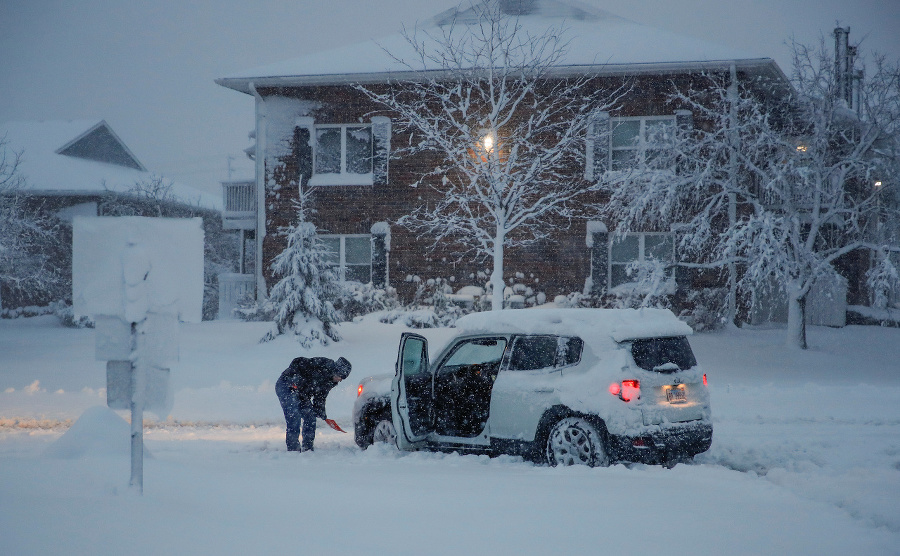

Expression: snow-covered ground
xmin=1 ymin=314 xmax=899 ymax=554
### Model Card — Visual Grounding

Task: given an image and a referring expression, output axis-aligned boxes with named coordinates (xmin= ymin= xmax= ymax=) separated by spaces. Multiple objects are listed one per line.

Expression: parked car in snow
xmin=353 ymin=308 xmax=712 ymax=466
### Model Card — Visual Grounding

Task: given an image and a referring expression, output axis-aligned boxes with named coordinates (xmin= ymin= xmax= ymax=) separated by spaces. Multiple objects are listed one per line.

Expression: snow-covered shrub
xmin=606 ymin=260 xmax=677 ymax=310
xmin=866 ymin=251 xmax=900 ymax=310
xmin=53 ymin=301 xmax=94 ymax=328
xmin=233 ymin=294 xmax=276 ymax=322
xmin=679 ymin=287 xmax=729 ymax=332
xmin=553 ymin=291 xmax=603 ymax=308
xmin=380 ymin=276 xmax=472 ymax=327
xmin=335 ymin=282 xmax=401 ymax=321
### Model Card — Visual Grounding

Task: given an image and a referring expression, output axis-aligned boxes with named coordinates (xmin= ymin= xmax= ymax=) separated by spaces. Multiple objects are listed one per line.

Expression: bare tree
xmin=360 ymin=0 xmax=625 ymax=309
xmin=604 ymin=37 xmax=900 ymax=348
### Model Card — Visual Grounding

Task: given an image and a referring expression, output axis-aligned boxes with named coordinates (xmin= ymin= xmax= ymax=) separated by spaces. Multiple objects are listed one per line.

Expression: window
xmin=629 ymin=336 xmax=697 ymax=372
xmin=311 ymin=125 xmax=373 ymax=185
xmin=442 ymin=338 xmax=508 ymax=370
xmin=320 ymin=235 xmax=372 ymax=283
xmin=507 ymin=335 xmax=583 ymax=371
xmin=609 ymin=233 xmax=674 ymax=288
xmin=610 ymin=116 xmax=675 ymax=170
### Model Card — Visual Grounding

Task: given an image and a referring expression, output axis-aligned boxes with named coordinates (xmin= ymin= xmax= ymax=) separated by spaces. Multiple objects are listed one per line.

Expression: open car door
xmin=391 ymin=332 xmax=432 ymax=450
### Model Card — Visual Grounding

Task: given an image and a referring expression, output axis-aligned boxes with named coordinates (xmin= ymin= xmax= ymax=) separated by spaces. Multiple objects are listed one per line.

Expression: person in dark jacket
xmin=276 ymin=356 xmax=352 ymax=451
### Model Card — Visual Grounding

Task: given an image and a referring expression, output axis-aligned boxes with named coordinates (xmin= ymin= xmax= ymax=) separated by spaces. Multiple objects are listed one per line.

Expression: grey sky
xmin=1 ymin=0 xmax=897 ymax=195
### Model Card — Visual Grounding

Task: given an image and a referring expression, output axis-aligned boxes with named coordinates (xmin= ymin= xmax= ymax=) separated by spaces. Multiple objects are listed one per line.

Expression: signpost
xmin=73 ymin=216 xmax=204 ymax=494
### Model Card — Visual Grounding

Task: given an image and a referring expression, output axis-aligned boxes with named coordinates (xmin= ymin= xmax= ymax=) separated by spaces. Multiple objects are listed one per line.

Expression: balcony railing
xmin=222 ymin=180 xmax=256 ymax=230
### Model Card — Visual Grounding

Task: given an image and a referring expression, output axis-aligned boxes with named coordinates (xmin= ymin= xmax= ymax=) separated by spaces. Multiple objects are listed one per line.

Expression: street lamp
xmin=482 ymin=132 xmax=495 ymax=153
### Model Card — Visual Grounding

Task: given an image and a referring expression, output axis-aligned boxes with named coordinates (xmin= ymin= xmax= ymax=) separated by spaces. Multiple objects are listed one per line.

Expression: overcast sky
xmin=1 ymin=0 xmax=898 ymax=195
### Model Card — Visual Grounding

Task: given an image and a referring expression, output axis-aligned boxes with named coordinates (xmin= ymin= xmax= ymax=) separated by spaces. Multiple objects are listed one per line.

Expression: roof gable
xmin=56 ymin=121 xmax=146 ymax=171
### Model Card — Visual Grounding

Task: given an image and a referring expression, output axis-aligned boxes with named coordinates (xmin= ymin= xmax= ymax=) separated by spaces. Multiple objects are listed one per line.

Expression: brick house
xmin=216 ymin=1 xmax=802 ymax=314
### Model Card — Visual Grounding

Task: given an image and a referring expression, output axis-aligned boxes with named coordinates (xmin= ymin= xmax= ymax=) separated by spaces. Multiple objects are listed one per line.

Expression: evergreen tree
xmin=262 ymin=198 xmax=343 ymax=346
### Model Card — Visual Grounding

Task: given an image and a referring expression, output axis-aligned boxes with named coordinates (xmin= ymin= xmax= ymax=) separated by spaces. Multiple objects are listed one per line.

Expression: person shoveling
xmin=275 ymin=356 xmax=351 ymax=451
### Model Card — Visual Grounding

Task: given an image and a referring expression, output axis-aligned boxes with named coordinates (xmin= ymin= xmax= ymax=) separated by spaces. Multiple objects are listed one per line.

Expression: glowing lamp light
xmin=482 ymin=133 xmax=495 ymax=153
xmin=874 ymin=181 xmax=883 ymax=188
xmin=796 ymin=144 xmax=808 ymax=152
xmin=357 ymin=384 xmax=364 ymax=397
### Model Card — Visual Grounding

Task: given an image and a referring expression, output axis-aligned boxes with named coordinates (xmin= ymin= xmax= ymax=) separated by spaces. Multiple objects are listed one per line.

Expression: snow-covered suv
xmin=353 ymin=308 xmax=712 ymax=466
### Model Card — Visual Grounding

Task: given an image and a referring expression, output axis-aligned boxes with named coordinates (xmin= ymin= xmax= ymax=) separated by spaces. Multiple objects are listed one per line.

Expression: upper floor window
xmin=310 ymin=125 xmax=373 ymax=185
xmin=609 ymin=232 xmax=674 ymax=288
xmin=610 ymin=116 xmax=675 ymax=170
xmin=320 ymin=234 xmax=372 ymax=283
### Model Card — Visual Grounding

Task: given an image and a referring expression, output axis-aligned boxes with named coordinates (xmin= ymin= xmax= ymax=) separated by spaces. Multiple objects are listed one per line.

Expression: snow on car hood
xmin=455 ymin=308 xmax=692 ymax=342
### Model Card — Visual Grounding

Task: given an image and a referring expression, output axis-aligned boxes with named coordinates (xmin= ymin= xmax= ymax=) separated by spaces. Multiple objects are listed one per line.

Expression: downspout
xmin=726 ymin=62 xmax=739 ymax=326
xmin=249 ymin=81 xmax=267 ymax=302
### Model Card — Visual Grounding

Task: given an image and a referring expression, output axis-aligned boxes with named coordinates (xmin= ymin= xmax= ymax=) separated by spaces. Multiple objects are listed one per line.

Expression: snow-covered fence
xmin=217 ymin=273 xmax=255 ymax=320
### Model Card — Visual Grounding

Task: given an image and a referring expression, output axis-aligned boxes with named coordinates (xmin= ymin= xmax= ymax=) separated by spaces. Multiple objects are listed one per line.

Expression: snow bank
xmin=44 ymin=406 xmax=150 ymax=459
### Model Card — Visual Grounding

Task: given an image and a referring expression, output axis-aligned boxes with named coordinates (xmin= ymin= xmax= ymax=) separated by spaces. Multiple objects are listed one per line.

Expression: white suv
xmin=352 ymin=308 xmax=712 ymax=467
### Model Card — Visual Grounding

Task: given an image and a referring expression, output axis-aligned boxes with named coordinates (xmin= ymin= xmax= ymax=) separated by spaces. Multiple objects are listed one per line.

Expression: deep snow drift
xmin=1 ymin=314 xmax=899 ymax=554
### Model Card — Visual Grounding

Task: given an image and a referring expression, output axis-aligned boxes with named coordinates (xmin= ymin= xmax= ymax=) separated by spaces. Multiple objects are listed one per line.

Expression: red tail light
xmin=703 ymin=374 xmax=708 ymax=387
xmin=609 ymin=380 xmax=640 ymax=402
xmin=621 ymin=380 xmax=641 ymax=402
xmin=357 ymin=384 xmax=364 ymax=397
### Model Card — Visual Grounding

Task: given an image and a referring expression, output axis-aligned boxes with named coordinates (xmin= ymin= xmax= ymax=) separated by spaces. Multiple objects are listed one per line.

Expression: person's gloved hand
xmin=324 ymin=419 xmax=347 ymax=433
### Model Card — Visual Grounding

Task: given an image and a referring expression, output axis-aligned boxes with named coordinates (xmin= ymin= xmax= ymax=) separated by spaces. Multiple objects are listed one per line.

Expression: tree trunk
xmin=490 ymin=233 xmax=505 ymax=311
xmin=786 ymin=284 xmax=808 ymax=349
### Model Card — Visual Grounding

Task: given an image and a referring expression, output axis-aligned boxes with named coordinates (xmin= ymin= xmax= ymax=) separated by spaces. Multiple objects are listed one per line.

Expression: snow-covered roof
xmin=455 ymin=307 xmax=693 ymax=342
xmin=1 ymin=120 xmax=222 ymax=211
xmin=217 ymin=0 xmax=787 ymax=93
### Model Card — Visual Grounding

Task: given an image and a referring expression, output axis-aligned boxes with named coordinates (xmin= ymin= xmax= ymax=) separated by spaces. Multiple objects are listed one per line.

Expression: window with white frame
xmin=311 ymin=125 xmax=373 ymax=185
xmin=609 ymin=233 xmax=675 ymax=288
xmin=320 ymin=234 xmax=372 ymax=283
xmin=610 ymin=116 xmax=676 ymax=170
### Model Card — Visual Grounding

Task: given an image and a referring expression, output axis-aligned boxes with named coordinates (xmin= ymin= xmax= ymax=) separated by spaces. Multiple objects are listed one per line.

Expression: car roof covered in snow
xmin=454 ymin=307 xmax=693 ymax=342
xmin=217 ymin=0 xmax=787 ymax=93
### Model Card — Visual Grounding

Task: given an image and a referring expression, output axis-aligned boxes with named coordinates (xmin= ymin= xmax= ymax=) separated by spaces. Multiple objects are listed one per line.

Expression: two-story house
xmin=216 ymin=0 xmax=796 ymax=315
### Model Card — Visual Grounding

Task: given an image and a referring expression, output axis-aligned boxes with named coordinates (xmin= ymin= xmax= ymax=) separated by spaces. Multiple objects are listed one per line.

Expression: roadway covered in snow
xmin=1 ymin=315 xmax=899 ymax=554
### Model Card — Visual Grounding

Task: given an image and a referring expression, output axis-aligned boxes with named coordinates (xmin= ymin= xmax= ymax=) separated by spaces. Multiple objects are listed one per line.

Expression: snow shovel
xmin=324 ymin=419 xmax=347 ymax=433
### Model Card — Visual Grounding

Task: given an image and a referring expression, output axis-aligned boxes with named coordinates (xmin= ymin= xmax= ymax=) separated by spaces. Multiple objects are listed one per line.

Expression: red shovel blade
xmin=324 ymin=419 xmax=347 ymax=433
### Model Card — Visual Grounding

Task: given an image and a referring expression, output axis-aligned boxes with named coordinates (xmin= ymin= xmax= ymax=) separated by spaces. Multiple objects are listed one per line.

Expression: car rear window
xmin=629 ymin=336 xmax=697 ymax=372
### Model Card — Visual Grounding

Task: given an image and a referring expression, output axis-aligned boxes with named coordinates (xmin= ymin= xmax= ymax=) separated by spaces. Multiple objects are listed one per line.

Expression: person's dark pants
xmin=276 ymin=380 xmax=318 ymax=451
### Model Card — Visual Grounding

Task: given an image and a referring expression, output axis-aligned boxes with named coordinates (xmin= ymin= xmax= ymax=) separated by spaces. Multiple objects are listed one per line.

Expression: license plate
xmin=666 ymin=386 xmax=686 ymax=403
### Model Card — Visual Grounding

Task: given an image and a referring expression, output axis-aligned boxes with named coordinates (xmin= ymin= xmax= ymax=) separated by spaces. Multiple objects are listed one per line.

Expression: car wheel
xmin=372 ymin=418 xmax=397 ymax=447
xmin=545 ymin=417 xmax=609 ymax=467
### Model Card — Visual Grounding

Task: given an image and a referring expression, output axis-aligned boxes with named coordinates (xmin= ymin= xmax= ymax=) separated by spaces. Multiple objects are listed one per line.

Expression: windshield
xmin=629 ymin=336 xmax=697 ymax=372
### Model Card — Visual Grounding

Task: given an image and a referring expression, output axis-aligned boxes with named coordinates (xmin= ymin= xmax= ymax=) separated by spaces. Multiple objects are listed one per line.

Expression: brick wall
xmin=256 ymin=72 xmax=738 ymax=302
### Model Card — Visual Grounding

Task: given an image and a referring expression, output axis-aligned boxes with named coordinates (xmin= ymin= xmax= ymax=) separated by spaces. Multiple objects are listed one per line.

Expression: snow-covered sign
xmin=72 ymin=216 xmax=203 ymax=493
xmin=72 ymin=216 xmax=204 ymax=323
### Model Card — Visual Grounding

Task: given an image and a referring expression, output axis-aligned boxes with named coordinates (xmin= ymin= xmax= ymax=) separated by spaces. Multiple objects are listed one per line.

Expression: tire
xmin=355 ymin=404 xmax=396 ymax=450
xmin=371 ymin=418 xmax=397 ymax=447
xmin=545 ymin=417 xmax=609 ymax=467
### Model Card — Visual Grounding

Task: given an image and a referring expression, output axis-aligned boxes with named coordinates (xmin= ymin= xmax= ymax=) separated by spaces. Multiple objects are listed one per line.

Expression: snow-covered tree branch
xmin=359 ymin=0 xmax=626 ymax=309
xmin=604 ymin=36 xmax=900 ymax=348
